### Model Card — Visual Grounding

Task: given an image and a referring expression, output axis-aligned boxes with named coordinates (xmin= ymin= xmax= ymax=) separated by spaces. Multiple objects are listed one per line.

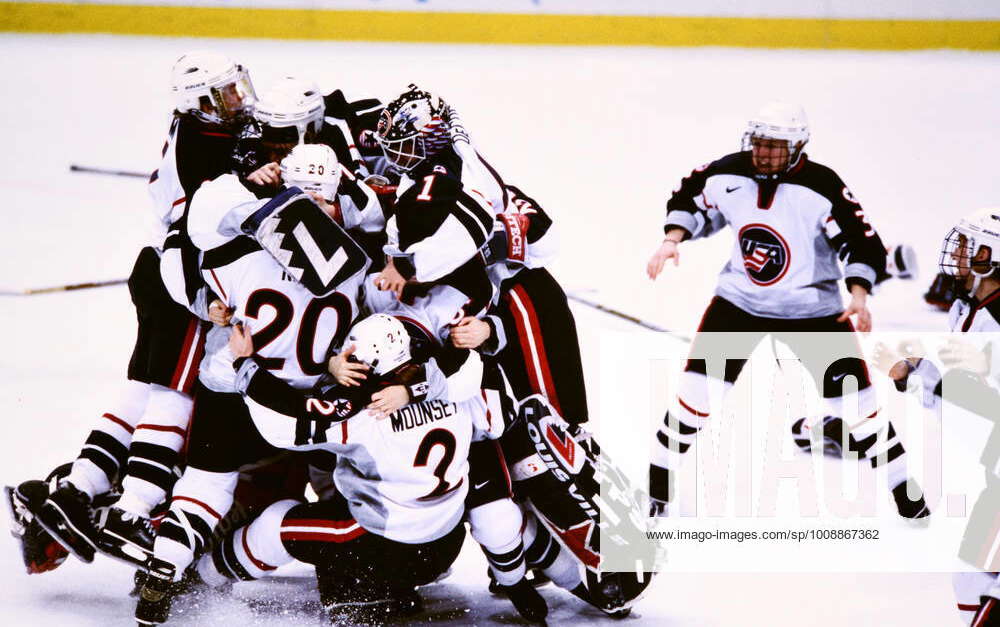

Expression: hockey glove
xmin=483 ymin=213 xmax=530 ymax=266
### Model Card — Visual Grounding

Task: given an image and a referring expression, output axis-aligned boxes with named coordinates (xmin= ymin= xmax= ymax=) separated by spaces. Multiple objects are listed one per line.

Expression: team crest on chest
xmin=738 ymin=223 xmax=791 ymax=286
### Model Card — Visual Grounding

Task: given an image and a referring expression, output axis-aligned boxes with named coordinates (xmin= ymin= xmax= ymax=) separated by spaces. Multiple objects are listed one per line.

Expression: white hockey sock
xmin=206 ymin=499 xmax=298 ymax=583
xmin=651 ymin=372 xmax=726 ymax=472
xmin=120 ymin=385 xmax=193 ymax=516
xmin=154 ymin=468 xmax=238 ymax=580
xmin=469 ymin=499 xmax=526 ymax=586
xmin=66 ymin=379 xmax=150 ymax=498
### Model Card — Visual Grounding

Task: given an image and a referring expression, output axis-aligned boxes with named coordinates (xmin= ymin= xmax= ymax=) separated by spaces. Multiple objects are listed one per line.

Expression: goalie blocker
xmin=239 ymin=186 xmax=369 ymax=298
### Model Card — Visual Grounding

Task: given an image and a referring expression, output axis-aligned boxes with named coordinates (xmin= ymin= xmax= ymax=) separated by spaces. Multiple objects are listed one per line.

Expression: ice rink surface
xmin=1 ymin=33 xmax=999 ymax=625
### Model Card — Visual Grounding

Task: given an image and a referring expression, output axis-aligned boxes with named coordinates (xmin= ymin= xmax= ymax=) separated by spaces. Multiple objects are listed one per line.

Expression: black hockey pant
xmin=498 ymin=267 xmax=589 ymax=424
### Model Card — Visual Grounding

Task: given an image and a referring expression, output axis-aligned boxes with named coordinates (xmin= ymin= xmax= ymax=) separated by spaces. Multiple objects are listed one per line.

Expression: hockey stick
xmin=566 ymin=291 xmax=691 ymax=341
xmin=69 ymin=164 xmax=150 ymax=179
xmin=0 ymin=278 xmax=127 ymax=296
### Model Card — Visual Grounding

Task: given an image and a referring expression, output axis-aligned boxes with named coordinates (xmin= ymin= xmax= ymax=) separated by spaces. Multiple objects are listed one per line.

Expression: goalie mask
xmin=280 ymin=144 xmax=342 ymax=202
xmin=343 ymin=314 xmax=411 ymax=376
xmin=255 ymin=77 xmax=325 ymax=150
xmin=171 ymin=50 xmax=256 ymax=126
xmin=741 ymin=101 xmax=810 ymax=175
xmin=375 ymin=85 xmax=451 ymax=173
xmin=939 ymin=208 xmax=1000 ymax=291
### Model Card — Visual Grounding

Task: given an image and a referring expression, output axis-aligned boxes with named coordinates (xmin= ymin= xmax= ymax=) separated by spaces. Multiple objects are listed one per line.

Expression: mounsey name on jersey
xmin=389 ymin=400 xmax=457 ymax=433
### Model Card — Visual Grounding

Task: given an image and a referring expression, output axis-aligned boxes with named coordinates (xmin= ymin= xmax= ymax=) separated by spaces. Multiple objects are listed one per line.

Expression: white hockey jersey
xmin=187 ymin=175 xmax=367 ymax=392
xmin=907 ymin=290 xmax=1000 ymax=407
xmin=665 ymin=152 xmax=889 ymax=319
xmin=387 ymin=144 xmax=558 ymax=291
xmin=148 ymin=114 xmax=238 ymax=316
xmin=237 ymin=359 xmax=509 ymax=544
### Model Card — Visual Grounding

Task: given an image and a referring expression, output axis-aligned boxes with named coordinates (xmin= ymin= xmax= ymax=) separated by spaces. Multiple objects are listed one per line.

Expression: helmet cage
xmin=741 ymin=126 xmax=808 ymax=171
xmin=377 ymin=131 xmax=428 ymax=173
xmin=939 ymin=228 xmax=998 ymax=279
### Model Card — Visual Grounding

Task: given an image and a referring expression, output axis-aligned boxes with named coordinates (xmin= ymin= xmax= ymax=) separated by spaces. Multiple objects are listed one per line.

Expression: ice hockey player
xmin=646 ymin=101 xmax=929 ymax=520
xmin=873 ymin=209 xmax=1000 ymax=626
xmin=134 ymin=312 xmax=547 ymax=624
xmin=374 ymin=85 xmax=589 ymax=429
xmin=9 ymin=51 xmax=256 ymax=569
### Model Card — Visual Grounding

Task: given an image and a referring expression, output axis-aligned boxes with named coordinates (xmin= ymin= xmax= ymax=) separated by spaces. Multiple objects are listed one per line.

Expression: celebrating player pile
xmin=4 ymin=51 xmax=653 ymax=625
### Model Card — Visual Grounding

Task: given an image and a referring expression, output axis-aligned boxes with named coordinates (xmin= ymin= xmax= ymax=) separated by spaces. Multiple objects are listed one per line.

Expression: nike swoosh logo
xmin=726 ymin=186 xmax=741 ymax=193
xmin=831 ymin=373 xmax=848 ymax=382
xmin=474 ymin=481 xmax=489 ymax=490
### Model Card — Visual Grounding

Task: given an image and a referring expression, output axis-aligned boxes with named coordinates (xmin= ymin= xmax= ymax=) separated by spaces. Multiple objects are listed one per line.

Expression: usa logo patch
xmin=738 ymin=223 xmax=791 ymax=286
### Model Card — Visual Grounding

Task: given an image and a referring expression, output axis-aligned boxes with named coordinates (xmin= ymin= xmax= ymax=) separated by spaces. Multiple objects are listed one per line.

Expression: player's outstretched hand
xmin=939 ymin=338 xmax=989 ymax=375
xmin=208 ymin=299 xmax=234 ymax=326
xmin=451 ymin=316 xmax=491 ymax=349
xmin=328 ymin=345 xmax=369 ymax=387
xmin=646 ymin=240 xmax=680 ymax=280
xmin=374 ymin=259 xmax=406 ymax=299
xmin=368 ymin=385 xmax=409 ymax=418
xmin=871 ymin=341 xmax=917 ymax=381
xmin=838 ymin=287 xmax=872 ymax=333
xmin=228 ymin=323 xmax=254 ymax=358
xmin=246 ymin=162 xmax=281 ymax=187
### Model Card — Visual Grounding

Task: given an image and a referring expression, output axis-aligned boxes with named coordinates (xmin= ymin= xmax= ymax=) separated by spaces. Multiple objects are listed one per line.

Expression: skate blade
xmin=97 ymin=530 xmax=155 ymax=569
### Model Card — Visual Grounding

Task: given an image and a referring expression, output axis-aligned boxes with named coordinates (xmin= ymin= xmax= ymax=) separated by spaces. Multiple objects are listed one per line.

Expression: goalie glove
xmin=483 ymin=213 xmax=530 ymax=266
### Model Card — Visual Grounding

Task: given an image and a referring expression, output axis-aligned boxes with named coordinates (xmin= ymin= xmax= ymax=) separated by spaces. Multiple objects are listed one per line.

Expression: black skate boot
xmin=791 ymin=416 xmax=850 ymax=457
xmin=4 ymin=481 xmax=69 ymax=574
xmin=99 ymin=507 xmax=155 ymax=567
xmin=135 ymin=557 xmax=176 ymax=626
xmin=892 ymin=478 xmax=931 ymax=521
xmin=35 ymin=482 xmax=98 ymax=563
xmin=499 ymin=577 xmax=548 ymax=623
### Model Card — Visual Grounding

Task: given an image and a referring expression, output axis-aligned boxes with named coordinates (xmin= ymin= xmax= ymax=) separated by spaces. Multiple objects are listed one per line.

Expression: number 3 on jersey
xmin=414 ymin=428 xmax=462 ymax=500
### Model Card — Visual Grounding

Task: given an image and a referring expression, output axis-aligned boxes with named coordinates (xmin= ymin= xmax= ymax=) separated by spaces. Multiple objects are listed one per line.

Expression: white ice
xmin=2 ymin=33 xmax=998 ymax=625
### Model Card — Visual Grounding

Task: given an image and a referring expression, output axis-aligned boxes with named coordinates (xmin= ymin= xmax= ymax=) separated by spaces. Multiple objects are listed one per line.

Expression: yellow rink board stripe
xmin=0 ymin=3 xmax=998 ymax=50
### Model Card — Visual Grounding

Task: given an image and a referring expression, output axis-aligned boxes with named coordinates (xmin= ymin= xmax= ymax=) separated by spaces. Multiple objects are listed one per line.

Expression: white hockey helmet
xmin=254 ymin=77 xmax=325 ymax=146
xmin=280 ymin=144 xmax=342 ymax=202
xmin=171 ymin=50 xmax=256 ymax=125
xmin=939 ymin=208 xmax=1000 ymax=282
xmin=342 ymin=314 xmax=411 ymax=376
xmin=375 ymin=84 xmax=451 ymax=173
xmin=742 ymin=101 xmax=810 ymax=170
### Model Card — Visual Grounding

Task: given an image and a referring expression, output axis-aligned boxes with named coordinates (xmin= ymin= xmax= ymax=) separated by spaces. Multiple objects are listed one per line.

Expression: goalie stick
xmin=0 ymin=278 xmax=127 ymax=296
xmin=69 ymin=164 xmax=149 ymax=179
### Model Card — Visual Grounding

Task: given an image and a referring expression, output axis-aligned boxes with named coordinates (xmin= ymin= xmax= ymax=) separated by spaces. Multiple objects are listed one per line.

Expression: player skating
xmin=646 ymin=102 xmax=929 ymax=520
